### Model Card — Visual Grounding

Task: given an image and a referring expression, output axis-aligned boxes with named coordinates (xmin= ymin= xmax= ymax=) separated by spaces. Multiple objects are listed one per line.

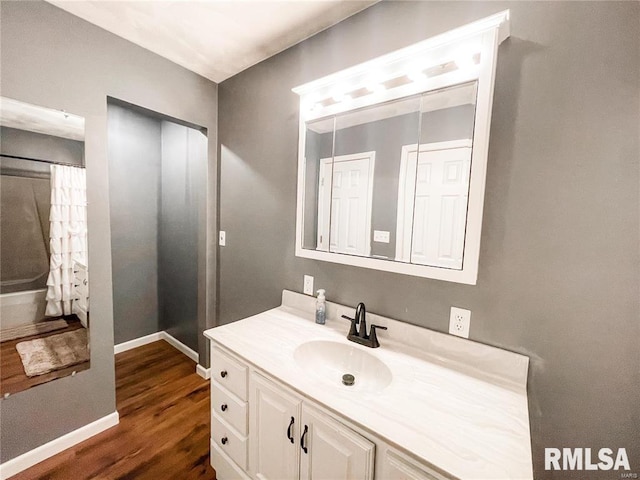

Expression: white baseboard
xmin=114 ymin=331 xmax=198 ymax=364
xmin=114 ymin=332 xmax=163 ymax=354
xmin=196 ymin=364 xmax=210 ymax=379
xmin=161 ymin=332 xmax=198 ymax=363
xmin=0 ymin=411 xmax=119 ymax=480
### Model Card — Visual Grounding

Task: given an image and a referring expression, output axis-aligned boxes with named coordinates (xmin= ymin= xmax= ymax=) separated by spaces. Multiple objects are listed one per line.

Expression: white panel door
xmin=330 ymin=156 xmax=373 ymax=256
xmin=398 ymin=144 xmax=471 ymax=269
xmin=249 ymin=372 xmax=301 ymax=480
xmin=299 ymin=404 xmax=375 ymax=480
xmin=317 ymin=152 xmax=374 ymax=256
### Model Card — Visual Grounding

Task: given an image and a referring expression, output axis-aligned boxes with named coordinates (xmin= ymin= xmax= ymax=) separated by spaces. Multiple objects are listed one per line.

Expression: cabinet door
xmin=382 ymin=449 xmax=449 ymax=480
xmin=299 ymin=404 xmax=375 ymax=480
xmin=249 ymin=372 xmax=301 ymax=480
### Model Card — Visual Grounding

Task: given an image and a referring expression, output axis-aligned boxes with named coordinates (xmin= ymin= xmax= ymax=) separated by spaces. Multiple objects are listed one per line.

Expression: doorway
xmin=108 ymin=102 xmax=206 ymax=353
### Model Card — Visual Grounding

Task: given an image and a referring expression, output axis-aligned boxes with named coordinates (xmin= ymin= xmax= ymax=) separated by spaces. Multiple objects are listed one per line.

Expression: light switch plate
xmin=373 ymin=230 xmax=390 ymax=243
xmin=219 ymin=231 xmax=226 ymax=246
xmin=449 ymin=307 xmax=471 ymax=338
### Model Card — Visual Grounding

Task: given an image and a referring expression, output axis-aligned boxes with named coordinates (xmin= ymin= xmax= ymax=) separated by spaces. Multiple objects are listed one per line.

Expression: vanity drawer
xmin=74 ymin=265 xmax=87 ymax=281
xmin=211 ymin=380 xmax=248 ymax=435
xmin=211 ymin=413 xmax=247 ymax=470
xmin=211 ymin=346 xmax=248 ymax=400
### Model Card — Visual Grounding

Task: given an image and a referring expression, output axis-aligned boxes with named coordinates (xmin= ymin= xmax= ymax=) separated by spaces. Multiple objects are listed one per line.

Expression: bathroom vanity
xmin=204 ymin=291 xmax=533 ymax=480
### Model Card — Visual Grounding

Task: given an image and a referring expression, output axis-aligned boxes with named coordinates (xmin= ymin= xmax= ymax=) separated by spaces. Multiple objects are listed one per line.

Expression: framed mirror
xmin=294 ymin=11 xmax=510 ymax=284
xmin=0 ymin=97 xmax=90 ymax=397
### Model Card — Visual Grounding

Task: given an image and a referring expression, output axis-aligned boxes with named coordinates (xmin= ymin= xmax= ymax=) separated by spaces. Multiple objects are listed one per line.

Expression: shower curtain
xmin=45 ymin=165 xmax=88 ymax=317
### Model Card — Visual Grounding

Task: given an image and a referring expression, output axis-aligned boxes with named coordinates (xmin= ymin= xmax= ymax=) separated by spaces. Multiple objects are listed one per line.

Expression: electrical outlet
xmin=449 ymin=307 xmax=471 ymax=338
xmin=303 ymin=275 xmax=314 ymax=295
xmin=219 ymin=231 xmax=226 ymax=246
xmin=373 ymin=230 xmax=390 ymax=243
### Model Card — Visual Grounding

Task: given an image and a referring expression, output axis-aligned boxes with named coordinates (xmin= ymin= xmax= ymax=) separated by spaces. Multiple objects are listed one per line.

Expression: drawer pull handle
xmin=286 ymin=416 xmax=295 ymax=444
xmin=220 ymin=370 xmax=228 ymax=378
xmin=221 ymin=404 xmax=228 ymax=412
xmin=300 ymin=425 xmax=309 ymax=454
xmin=221 ymin=436 xmax=228 ymax=445
xmin=83 ymin=279 xmax=88 ymax=285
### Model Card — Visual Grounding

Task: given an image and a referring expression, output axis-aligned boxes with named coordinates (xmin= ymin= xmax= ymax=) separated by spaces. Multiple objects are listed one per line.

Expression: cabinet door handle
xmin=221 ymin=404 xmax=228 ymax=412
xmin=220 ymin=370 xmax=227 ymax=378
xmin=221 ymin=436 xmax=228 ymax=445
xmin=286 ymin=416 xmax=295 ymax=444
xmin=300 ymin=425 xmax=309 ymax=454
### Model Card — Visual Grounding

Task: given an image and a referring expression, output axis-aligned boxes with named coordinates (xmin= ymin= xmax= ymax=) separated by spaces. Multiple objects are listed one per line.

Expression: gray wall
xmin=0 ymin=173 xmax=51 ymax=293
xmin=159 ymin=122 xmax=206 ymax=352
xmin=302 ymin=129 xmax=333 ymax=250
xmin=1 ymin=127 xmax=84 ymax=166
xmin=108 ymin=104 xmax=161 ymax=345
xmin=218 ymin=2 xmax=639 ymax=477
xmin=0 ymin=0 xmax=217 ymax=463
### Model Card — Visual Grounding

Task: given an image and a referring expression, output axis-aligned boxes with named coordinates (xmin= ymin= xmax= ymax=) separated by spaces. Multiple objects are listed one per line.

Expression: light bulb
xmin=454 ymin=48 xmax=479 ymax=71
xmin=332 ymin=92 xmax=352 ymax=103
xmin=366 ymin=83 xmax=385 ymax=94
xmin=408 ymin=71 xmax=427 ymax=83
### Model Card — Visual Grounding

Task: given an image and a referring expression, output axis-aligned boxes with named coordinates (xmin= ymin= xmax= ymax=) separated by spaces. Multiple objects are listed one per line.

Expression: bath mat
xmin=16 ymin=328 xmax=89 ymax=377
xmin=0 ymin=319 xmax=68 ymax=343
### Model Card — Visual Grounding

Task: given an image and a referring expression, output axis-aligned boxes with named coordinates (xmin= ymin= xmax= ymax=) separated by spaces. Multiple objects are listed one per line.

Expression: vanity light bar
xmin=307 ymin=54 xmax=480 ymax=110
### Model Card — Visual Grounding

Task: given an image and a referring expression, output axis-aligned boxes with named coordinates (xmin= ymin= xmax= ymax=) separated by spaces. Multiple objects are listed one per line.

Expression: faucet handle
xmin=341 ymin=314 xmax=359 ymax=336
xmin=369 ymin=324 xmax=387 ymax=348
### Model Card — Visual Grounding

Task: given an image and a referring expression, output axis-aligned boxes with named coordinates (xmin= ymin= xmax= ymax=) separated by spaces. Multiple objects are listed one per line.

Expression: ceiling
xmin=0 ymin=97 xmax=84 ymax=141
xmin=48 ymin=1 xmax=377 ymax=84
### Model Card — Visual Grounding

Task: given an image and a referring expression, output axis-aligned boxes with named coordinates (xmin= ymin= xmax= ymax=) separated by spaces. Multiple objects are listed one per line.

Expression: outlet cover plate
xmin=449 ymin=307 xmax=471 ymax=338
xmin=303 ymin=275 xmax=314 ymax=295
xmin=373 ymin=230 xmax=390 ymax=243
xmin=219 ymin=231 xmax=226 ymax=246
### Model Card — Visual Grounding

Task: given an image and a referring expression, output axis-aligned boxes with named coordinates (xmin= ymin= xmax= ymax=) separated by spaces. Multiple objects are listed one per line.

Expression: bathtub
xmin=0 ymin=288 xmax=47 ymax=329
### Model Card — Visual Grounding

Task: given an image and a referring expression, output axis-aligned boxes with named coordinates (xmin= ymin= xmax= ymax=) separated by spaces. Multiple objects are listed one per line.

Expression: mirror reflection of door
xmin=317 ymin=152 xmax=375 ymax=256
xmin=396 ymin=140 xmax=472 ymax=269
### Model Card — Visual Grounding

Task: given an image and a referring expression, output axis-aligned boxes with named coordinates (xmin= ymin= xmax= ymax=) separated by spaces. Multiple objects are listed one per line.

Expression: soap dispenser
xmin=315 ymin=289 xmax=326 ymax=325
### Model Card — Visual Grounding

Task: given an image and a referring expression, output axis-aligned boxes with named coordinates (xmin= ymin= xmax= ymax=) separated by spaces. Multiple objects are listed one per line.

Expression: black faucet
xmin=341 ymin=302 xmax=387 ymax=348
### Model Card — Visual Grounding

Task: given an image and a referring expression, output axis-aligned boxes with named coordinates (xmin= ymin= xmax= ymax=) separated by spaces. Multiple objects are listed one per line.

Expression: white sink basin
xmin=293 ymin=340 xmax=392 ymax=393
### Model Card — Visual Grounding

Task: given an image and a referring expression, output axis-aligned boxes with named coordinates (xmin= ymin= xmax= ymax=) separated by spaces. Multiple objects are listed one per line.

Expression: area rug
xmin=16 ymin=328 xmax=89 ymax=377
xmin=0 ymin=319 xmax=68 ymax=343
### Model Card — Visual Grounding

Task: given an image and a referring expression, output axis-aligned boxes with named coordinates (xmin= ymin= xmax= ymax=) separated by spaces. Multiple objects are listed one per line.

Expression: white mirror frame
xmin=293 ymin=11 xmax=510 ymax=285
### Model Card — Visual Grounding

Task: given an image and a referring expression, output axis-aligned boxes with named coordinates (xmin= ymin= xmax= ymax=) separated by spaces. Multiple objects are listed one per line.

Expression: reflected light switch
xmin=373 ymin=230 xmax=390 ymax=243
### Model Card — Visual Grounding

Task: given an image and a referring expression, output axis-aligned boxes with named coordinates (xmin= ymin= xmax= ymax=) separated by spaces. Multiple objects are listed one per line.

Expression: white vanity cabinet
xmin=298 ymin=403 xmax=375 ymax=480
xmin=250 ymin=371 xmax=375 ymax=480
xmin=210 ymin=342 xmax=446 ymax=480
xmin=205 ymin=292 xmax=533 ymax=479
xmin=380 ymin=449 xmax=450 ymax=480
xmin=73 ymin=261 xmax=89 ymax=327
xmin=209 ymin=346 xmax=250 ymax=478
xmin=249 ymin=371 xmax=300 ymax=480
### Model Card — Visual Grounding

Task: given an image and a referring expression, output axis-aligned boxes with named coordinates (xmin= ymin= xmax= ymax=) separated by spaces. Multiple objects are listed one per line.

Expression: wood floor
xmin=11 ymin=340 xmax=216 ymax=480
xmin=0 ymin=317 xmax=90 ymax=396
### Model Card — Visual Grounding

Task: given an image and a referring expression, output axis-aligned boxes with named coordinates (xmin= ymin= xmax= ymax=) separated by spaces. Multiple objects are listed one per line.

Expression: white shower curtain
xmin=45 ymin=165 xmax=88 ymax=317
